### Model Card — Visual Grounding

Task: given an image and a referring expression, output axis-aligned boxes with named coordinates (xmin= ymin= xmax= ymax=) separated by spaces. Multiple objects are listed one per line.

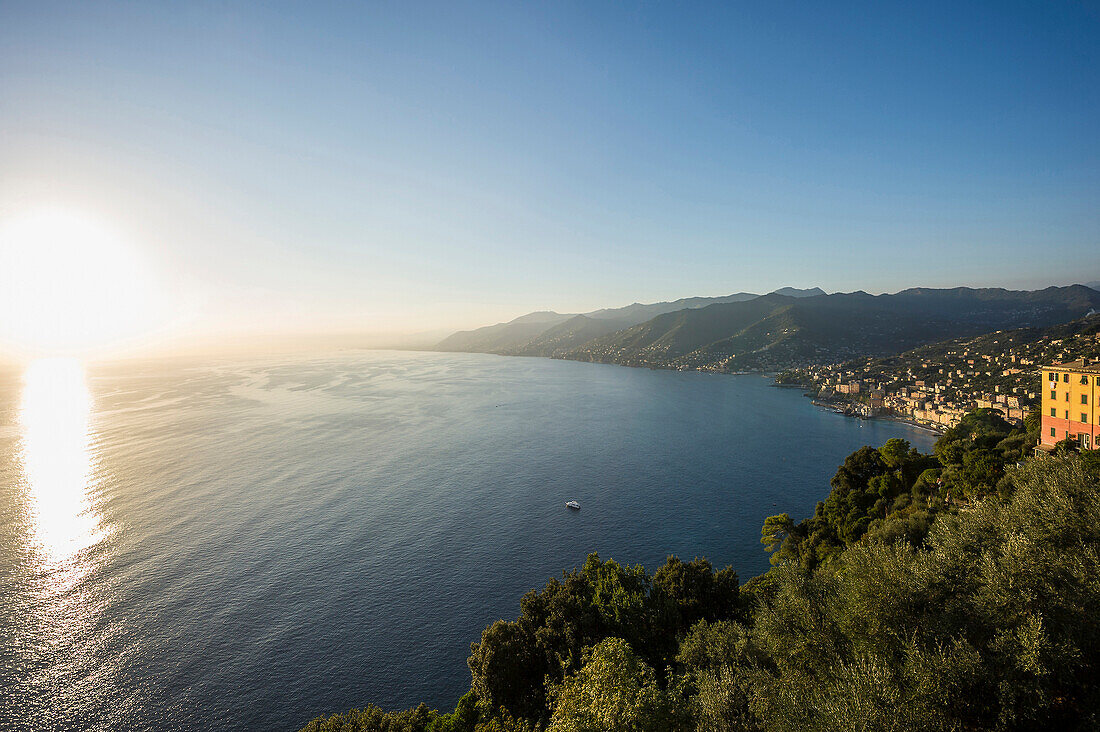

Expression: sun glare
xmin=19 ymin=357 xmax=103 ymax=563
xmin=0 ymin=209 xmax=165 ymax=355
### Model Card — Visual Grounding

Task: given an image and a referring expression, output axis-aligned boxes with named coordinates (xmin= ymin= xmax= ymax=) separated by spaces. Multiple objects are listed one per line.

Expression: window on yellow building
xmin=1066 ymin=392 xmax=1070 ymax=401
xmin=1065 ymin=373 xmax=1070 ymax=382
xmin=1052 ymin=427 xmax=1057 ymax=437
xmin=1083 ymin=413 xmax=1088 ymax=423
xmin=1083 ymin=376 xmax=1090 ymax=385
xmin=1083 ymin=395 xmax=1089 ymax=404
xmin=1051 ymin=390 xmax=1057 ymax=399
xmin=1051 ymin=407 xmax=1057 ymax=416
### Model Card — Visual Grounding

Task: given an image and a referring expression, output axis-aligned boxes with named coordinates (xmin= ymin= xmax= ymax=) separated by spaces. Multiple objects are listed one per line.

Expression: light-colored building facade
xmin=1040 ymin=359 xmax=1100 ymax=449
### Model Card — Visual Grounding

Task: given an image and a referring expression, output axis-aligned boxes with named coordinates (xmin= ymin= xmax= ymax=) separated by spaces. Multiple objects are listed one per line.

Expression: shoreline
xmin=874 ymin=414 xmax=947 ymax=435
xmin=806 ymin=395 xmax=947 ymax=435
xmin=442 ymin=350 xmax=951 ymax=435
xmin=819 ymin=404 xmax=946 ymax=435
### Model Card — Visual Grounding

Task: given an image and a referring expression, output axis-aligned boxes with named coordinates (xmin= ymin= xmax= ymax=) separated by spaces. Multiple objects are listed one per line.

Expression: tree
xmin=427 ymin=691 xmax=480 ymax=732
xmin=745 ymin=455 xmax=1100 ymax=731
xmin=467 ymin=619 xmax=549 ymax=721
xmin=651 ymin=557 xmax=739 ymax=627
xmin=1024 ymin=405 xmax=1042 ymax=434
xmin=300 ymin=704 xmax=440 ymax=732
xmin=547 ymin=638 xmax=689 ymax=732
xmin=877 ymin=438 xmax=910 ymax=468
xmin=1054 ymin=436 xmax=1080 ymax=455
xmin=759 ymin=514 xmax=793 ymax=555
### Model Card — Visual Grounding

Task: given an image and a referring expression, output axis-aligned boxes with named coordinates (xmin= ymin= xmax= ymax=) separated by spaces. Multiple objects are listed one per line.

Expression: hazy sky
xmin=1 ymin=1 xmax=1098 ymax=342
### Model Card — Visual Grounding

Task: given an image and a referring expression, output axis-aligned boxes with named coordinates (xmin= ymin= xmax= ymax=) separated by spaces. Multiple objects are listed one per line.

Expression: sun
xmin=0 ymin=208 xmax=165 ymax=355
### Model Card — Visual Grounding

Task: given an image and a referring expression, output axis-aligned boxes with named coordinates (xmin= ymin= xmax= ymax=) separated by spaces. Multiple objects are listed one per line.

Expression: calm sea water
xmin=0 ymin=350 xmax=936 ymax=731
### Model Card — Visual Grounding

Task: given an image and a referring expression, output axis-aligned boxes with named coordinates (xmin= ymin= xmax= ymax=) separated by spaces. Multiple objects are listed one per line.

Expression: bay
xmin=0 ymin=350 xmax=936 ymax=731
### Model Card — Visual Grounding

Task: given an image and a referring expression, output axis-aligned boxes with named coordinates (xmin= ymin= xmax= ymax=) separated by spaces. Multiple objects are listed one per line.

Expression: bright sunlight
xmin=19 ymin=357 xmax=103 ymax=563
xmin=0 ymin=209 xmax=165 ymax=355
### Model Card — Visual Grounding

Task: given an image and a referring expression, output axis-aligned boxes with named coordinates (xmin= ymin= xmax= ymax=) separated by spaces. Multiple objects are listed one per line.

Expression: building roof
xmin=1043 ymin=359 xmax=1100 ymax=374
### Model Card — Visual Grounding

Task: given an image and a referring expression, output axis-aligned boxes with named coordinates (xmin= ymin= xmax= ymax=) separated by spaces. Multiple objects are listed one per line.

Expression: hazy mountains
xmin=770 ymin=286 xmax=827 ymax=298
xmin=435 ymin=287 xmax=829 ymax=355
xmin=436 ymin=291 xmax=762 ymax=353
xmin=436 ymin=286 xmax=1100 ymax=372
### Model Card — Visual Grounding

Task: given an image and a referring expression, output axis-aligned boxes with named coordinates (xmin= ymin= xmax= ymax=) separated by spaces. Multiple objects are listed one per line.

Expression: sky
xmin=0 ymin=0 xmax=1098 ymax=351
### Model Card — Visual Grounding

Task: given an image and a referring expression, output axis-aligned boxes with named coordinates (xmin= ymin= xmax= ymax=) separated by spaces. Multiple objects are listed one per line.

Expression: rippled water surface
xmin=0 ymin=350 xmax=936 ymax=731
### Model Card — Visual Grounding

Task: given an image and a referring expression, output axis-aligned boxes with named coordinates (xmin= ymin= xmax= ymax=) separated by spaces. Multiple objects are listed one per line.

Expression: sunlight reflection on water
xmin=19 ymin=357 xmax=104 ymax=566
xmin=6 ymin=358 xmax=126 ymax=730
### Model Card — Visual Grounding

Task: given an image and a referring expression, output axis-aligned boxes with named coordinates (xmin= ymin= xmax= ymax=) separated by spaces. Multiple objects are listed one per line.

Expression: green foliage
xmin=677 ymin=620 xmax=753 ymax=676
xmin=651 ymin=556 xmax=741 ymax=633
xmin=466 ymin=553 xmax=740 ymax=723
xmin=759 ymin=514 xmax=792 ymax=554
xmin=934 ymin=408 xmax=1019 ymax=500
xmin=764 ymin=410 xmax=1031 ymax=571
xmin=1054 ymin=437 xmax=1080 ymax=455
xmin=877 ymin=437 xmax=910 ymax=468
xmin=467 ymin=615 xmax=557 ymax=721
xmin=427 ymin=691 xmax=480 ymax=732
xmin=547 ymin=638 xmax=691 ymax=732
xmin=676 ymin=621 xmax=761 ymax=732
xmin=689 ymin=663 xmax=761 ymax=732
xmin=1023 ymin=404 xmax=1041 ymax=434
xmin=762 ymin=439 xmax=943 ymax=570
xmin=697 ymin=455 xmax=1100 ymax=731
xmin=773 ymin=369 xmax=807 ymax=385
xmin=300 ymin=703 xmax=440 ymax=732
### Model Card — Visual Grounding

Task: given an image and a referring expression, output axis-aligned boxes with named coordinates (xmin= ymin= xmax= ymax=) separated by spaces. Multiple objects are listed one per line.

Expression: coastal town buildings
xmin=1039 ymin=359 xmax=1100 ymax=450
xmin=783 ymin=318 xmax=1100 ymax=431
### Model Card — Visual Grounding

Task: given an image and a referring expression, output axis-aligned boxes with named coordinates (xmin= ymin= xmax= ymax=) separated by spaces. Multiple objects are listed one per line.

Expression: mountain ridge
xmin=435 ymin=291 xmax=768 ymax=354
xmin=436 ymin=285 xmax=1100 ymax=372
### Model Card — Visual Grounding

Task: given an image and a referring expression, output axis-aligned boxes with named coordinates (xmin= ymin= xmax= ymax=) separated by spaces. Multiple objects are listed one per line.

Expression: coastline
xmin=457 ymin=350 xmax=952 ymax=435
xmin=438 ymin=349 xmax=952 ymax=436
xmin=815 ymin=401 xmax=947 ymax=435
xmin=873 ymin=414 xmax=947 ymax=435
xmin=803 ymin=393 xmax=948 ymax=436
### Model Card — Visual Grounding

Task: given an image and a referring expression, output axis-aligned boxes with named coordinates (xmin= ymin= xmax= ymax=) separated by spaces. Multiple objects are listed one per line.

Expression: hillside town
xmin=779 ymin=315 xmax=1100 ymax=431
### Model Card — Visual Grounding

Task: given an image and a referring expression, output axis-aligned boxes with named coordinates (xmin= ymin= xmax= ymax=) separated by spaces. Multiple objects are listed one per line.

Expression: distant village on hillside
xmin=780 ymin=314 xmax=1100 ymax=431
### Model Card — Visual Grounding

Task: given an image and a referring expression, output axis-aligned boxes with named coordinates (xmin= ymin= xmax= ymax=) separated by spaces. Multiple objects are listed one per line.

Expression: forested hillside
xmin=564 ymin=286 xmax=1100 ymax=372
xmin=435 ymin=293 xmax=760 ymax=355
xmin=437 ymin=286 xmax=1100 ymax=373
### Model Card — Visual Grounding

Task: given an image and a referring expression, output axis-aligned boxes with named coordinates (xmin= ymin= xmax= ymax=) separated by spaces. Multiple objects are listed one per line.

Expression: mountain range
xmin=436 ymin=285 xmax=1100 ymax=372
xmin=435 ymin=288 xmax=821 ymax=355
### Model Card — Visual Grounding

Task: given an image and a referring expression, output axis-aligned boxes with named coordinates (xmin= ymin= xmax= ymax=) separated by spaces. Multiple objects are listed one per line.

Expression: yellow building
xmin=1040 ymin=359 xmax=1100 ymax=449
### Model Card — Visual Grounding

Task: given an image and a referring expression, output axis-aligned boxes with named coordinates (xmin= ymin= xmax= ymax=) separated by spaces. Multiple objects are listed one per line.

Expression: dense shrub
xmin=707 ymin=455 xmax=1100 ymax=731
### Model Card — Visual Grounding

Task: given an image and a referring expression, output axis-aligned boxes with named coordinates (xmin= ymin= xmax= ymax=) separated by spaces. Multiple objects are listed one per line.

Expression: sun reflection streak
xmin=18 ymin=357 xmax=103 ymax=563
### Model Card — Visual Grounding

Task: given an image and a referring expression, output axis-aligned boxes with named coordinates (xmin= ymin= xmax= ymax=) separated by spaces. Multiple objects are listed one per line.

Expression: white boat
xmin=565 ymin=500 xmax=580 ymax=510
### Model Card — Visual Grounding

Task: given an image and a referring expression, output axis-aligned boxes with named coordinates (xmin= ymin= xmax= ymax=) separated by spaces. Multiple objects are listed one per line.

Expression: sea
xmin=0 ymin=350 xmax=937 ymax=731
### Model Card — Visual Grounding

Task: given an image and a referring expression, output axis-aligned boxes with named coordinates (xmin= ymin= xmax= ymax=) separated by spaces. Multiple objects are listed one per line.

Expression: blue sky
xmin=1 ymin=1 xmax=1098 ymax=338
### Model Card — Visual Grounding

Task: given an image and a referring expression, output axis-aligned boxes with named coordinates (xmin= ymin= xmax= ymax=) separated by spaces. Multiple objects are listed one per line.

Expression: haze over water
xmin=0 ymin=351 xmax=935 ymax=731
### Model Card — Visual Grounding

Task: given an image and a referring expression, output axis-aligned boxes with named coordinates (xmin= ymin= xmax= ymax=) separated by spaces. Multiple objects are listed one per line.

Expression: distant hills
xmin=770 ymin=286 xmax=826 ymax=298
xmin=880 ymin=311 xmax=1100 ymax=373
xmin=435 ymin=291 xmax=760 ymax=354
xmin=435 ymin=285 xmax=1100 ymax=372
